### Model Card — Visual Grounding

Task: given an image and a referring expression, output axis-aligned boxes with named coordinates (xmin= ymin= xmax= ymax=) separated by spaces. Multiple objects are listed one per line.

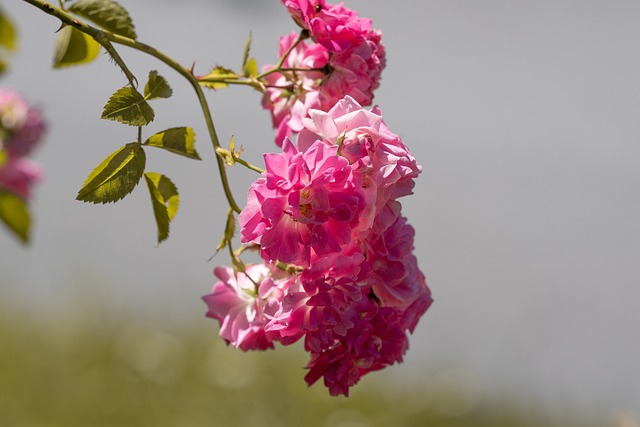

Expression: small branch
xmin=278 ymin=67 xmax=325 ymax=73
xmin=256 ymin=30 xmax=307 ymax=80
xmin=22 ymin=0 xmax=242 ymax=213
xmin=234 ymin=157 xmax=265 ymax=174
xmin=95 ymin=31 xmax=138 ymax=87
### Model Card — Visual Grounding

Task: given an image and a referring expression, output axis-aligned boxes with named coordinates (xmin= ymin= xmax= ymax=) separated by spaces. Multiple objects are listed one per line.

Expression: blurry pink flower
xmin=0 ymin=89 xmax=46 ymax=157
xmin=0 ymin=151 xmax=43 ymax=199
xmin=0 ymin=89 xmax=29 ymax=139
xmin=202 ymin=264 xmax=295 ymax=351
xmin=239 ymin=138 xmax=364 ymax=265
xmin=0 ymin=89 xmax=46 ymax=202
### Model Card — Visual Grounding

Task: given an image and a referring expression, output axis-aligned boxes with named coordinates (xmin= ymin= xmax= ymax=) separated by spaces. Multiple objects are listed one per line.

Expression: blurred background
xmin=1 ymin=0 xmax=639 ymax=425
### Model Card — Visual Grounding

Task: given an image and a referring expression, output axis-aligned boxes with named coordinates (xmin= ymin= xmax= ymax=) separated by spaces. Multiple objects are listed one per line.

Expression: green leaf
xmin=0 ymin=190 xmax=30 ymax=243
xmin=0 ymin=9 xmax=17 ymax=51
xmin=101 ymin=86 xmax=154 ymax=126
xmin=144 ymin=172 xmax=179 ymax=244
xmin=243 ymin=57 xmax=258 ymax=78
xmin=69 ymin=0 xmax=137 ymax=39
xmin=77 ymin=143 xmax=146 ymax=203
xmin=143 ymin=127 xmax=200 ymax=160
xmin=215 ymin=209 xmax=235 ymax=253
xmin=197 ymin=66 xmax=238 ymax=90
xmin=53 ymin=26 xmax=101 ymax=68
xmin=241 ymin=32 xmax=252 ymax=71
xmin=144 ymin=70 xmax=172 ymax=100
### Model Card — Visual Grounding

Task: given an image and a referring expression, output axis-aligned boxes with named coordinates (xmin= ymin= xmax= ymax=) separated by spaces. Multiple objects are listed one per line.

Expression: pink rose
xmin=265 ymin=1 xmax=386 ymax=146
xmin=322 ymin=34 xmax=385 ymax=109
xmin=304 ymin=296 xmax=410 ymax=396
xmin=367 ymin=216 xmax=432 ymax=310
xmin=283 ymin=0 xmax=373 ymax=53
xmin=300 ymin=96 xmax=421 ymax=232
xmin=205 ymin=4 xmax=431 ymax=396
xmin=262 ymin=244 xmax=427 ymax=397
xmin=281 ymin=0 xmax=326 ymax=30
xmin=202 ymin=264 xmax=295 ymax=351
xmin=239 ymin=138 xmax=365 ymax=265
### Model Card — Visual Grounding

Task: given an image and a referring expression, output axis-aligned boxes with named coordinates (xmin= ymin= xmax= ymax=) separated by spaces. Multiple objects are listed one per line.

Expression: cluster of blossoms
xmin=203 ymin=0 xmax=431 ymax=396
xmin=204 ymin=94 xmax=432 ymax=394
xmin=262 ymin=0 xmax=385 ymax=146
xmin=0 ymin=89 xmax=45 ymax=202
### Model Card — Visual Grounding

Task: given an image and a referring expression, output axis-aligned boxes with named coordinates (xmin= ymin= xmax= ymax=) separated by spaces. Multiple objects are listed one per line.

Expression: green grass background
xmin=0 ymin=297 xmax=603 ymax=427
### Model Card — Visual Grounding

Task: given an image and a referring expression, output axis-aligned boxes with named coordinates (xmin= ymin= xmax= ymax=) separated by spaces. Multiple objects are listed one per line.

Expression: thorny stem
xmin=23 ymin=0 xmax=242 ymax=213
xmin=197 ymin=31 xmax=312 ymax=91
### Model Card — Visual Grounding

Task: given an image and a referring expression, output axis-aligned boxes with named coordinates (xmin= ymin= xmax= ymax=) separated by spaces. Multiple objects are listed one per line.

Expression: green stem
xmin=234 ymin=157 xmax=265 ymax=174
xmin=94 ymin=32 xmax=138 ymax=87
xmin=22 ymin=0 xmax=242 ymax=213
xmin=199 ymin=77 xmax=263 ymax=90
xmin=278 ymin=67 xmax=325 ymax=73
xmin=256 ymin=31 xmax=306 ymax=80
xmin=195 ymin=33 xmax=318 ymax=93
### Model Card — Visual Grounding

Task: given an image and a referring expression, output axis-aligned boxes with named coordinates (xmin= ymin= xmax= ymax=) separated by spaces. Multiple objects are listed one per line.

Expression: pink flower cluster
xmin=0 ymin=89 xmax=46 ymax=200
xmin=262 ymin=0 xmax=386 ymax=146
xmin=204 ymin=96 xmax=432 ymax=396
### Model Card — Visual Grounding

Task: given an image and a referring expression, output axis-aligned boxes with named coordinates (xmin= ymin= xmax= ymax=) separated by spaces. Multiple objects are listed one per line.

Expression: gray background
xmin=2 ymin=0 xmax=639 ymax=419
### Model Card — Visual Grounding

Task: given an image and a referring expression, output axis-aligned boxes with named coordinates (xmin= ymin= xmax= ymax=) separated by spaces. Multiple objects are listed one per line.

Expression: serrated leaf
xmin=53 ymin=26 xmax=101 ymax=68
xmin=241 ymin=32 xmax=252 ymax=71
xmin=144 ymin=172 xmax=179 ymax=244
xmin=244 ymin=57 xmax=258 ymax=77
xmin=69 ymin=0 xmax=137 ymax=39
xmin=101 ymin=86 xmax=154 ymax=126
xmin=144 ymin=70 xmax=172 ymax=100
xmin=77 ymin=143 xmax=146 ymax=203
xmin=197 ymin=66 xmax=238 ymax=90
xmin=0 ymin=9 xmax=17 ymax=51
xmin=0 ymin=190 xmax=30 ymax=243
xmin=143 ymin=127 xmax=200 ymax=160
